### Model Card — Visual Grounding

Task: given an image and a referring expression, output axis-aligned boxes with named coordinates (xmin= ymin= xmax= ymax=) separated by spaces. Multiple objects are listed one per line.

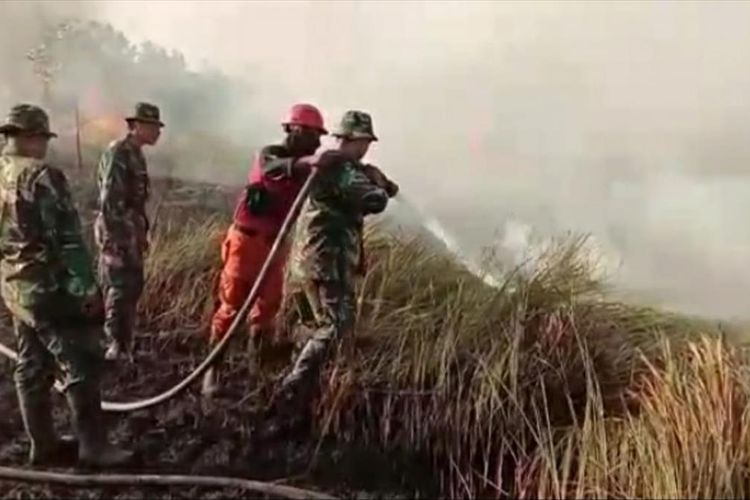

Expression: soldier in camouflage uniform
xmin=0 ymin=104 xmax=133 ymax=467
xmin=95 ymin=102 xmax=163 ymax=361
xmin=269 ymin=111 xmax=398 ymax=429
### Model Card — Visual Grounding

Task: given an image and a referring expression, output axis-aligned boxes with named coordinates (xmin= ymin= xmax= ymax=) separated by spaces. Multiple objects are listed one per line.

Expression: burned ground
xmin=0 ymin=325 xmax=435 ymax=499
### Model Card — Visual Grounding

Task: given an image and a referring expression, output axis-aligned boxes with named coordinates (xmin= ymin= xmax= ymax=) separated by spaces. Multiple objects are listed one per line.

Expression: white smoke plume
xmin=6 ymin=1 xmax=750 ymax=319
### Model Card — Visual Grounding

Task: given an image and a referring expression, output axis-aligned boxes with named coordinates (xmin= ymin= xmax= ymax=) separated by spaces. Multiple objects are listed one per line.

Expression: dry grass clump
xmin=310 ymin=226 xmax=746 ymax=498
xmin=141 ymin=213 xmax=750 ymax=498
xmin=138 ymin=214 xmax=224 ymax=331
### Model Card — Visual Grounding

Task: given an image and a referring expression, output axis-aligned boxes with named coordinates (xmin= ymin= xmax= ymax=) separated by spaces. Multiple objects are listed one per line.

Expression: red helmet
xmin=282 ymin=103 xmax=327 ymax=134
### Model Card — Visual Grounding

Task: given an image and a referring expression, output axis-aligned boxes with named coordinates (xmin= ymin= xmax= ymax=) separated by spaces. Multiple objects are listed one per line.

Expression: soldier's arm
xmin=259 ymin=145 xmax=304 ymax=184
xmin=34 ymin=167 xmax=98 ymax=297
xmin=98 ymin=148 xmax=133 ymax=253
xmin=260 ymin=145 xmax=340 ymax=187
xmin=339 ymin=166 xmax=389 ymax=216
xmin=360 ymin=163 xmax=399 ymax=198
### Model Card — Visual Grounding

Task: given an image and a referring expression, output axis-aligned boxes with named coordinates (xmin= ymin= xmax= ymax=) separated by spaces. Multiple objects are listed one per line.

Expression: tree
xmin=25 ymin=20 xmax=81 ymax=106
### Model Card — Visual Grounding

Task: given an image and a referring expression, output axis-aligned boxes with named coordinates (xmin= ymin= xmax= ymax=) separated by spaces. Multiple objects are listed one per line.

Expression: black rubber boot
xmin=66 ymin=382 xmax=134 ymax=468
xmin=201 ymin=337 xmax=223 ymax=399
xmin=246 ymin=328 xmax=264 ymax=378
xmin=17 ymin=388 xmax=78 ymax=466
xmin=104 ymin=339 xmax=133 ymax=362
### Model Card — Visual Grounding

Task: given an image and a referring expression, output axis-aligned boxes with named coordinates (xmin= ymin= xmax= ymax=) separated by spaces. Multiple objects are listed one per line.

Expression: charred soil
xmin=0 ymin=324 xmax=436 ymax=499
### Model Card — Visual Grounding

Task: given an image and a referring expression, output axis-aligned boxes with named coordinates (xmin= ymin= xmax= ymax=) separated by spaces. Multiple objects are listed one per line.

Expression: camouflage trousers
xmin=13 ymin=316 xmax=104 ymax=399
xmin=98 ymin=251 xmax=145 ymax=348
xmin=280 ymin=278 xmax=356 ymax=405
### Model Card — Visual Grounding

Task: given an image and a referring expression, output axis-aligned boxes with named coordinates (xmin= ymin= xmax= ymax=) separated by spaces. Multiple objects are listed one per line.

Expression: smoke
xmin=0 ymin=1 xmax=268 ymax=180
xmin=0 ymin=1 xmax=86 ymax=104
xmin=6 ymin=1 xmax=750 ymax=319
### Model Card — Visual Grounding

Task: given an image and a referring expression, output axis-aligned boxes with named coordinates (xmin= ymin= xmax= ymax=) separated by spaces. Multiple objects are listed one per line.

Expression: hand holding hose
xmin=361 ymin=163 xmax=399 ymax=198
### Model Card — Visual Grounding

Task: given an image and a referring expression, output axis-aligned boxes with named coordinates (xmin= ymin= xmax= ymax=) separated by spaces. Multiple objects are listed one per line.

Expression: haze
xmin=5 ymin=0 xmax=750 ymax=319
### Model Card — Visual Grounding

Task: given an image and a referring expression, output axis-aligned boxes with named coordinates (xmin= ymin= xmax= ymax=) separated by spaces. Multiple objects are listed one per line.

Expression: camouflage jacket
xmin=289 ymin=159 xmax=389 ymax=284
xmin=95 ymin=134 xmax=150 ymax=257
xmin=0 ymin=147 xmax=99 ymax=327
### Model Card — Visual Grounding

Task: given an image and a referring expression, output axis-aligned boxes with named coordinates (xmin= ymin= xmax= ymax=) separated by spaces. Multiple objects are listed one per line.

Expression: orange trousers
xmin=210 ymin=224 xmax=289 ymax=343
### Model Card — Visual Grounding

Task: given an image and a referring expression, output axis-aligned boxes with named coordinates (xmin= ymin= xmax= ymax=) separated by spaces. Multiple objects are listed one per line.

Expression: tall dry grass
xmin=141 ymin=212 xmax=750 ymax=498
xmin=138 ymin=214 xmax=224 ymax=331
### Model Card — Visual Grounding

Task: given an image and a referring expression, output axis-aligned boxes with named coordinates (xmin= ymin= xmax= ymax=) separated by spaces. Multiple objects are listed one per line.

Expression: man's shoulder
xmin=99 ymin=138 xmax=142 ymax=180
xmin=0 ymin=155 xmax=69 ymax=200
xmin=27 ymin=162 xmax=68 ymax=196
xmin=103 ymin=136 xmax=137 ymax=160
xmin=106 ymin=137 xmax=128 ymax=151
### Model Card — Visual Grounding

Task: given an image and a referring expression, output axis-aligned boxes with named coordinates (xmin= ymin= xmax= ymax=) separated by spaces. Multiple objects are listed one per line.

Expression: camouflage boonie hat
xmin=332 ymin=110 xmax=378 ymax=141
xmin=125 ymin=102 xmax=164 ymax=127
xmin=0 ymin=104 xmax=57 ymax=137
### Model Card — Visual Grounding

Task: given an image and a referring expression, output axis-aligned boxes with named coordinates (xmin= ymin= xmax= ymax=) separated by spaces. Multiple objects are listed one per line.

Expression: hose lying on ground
xmin=0 ymin=171 xmax=318 ymax=413
xmin=0 ymin=467 xmax=336 ymax=500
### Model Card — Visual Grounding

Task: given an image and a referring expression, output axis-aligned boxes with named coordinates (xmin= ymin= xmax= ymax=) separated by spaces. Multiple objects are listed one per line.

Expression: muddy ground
xmin=0 ymin=323 xmax=437 ymax=499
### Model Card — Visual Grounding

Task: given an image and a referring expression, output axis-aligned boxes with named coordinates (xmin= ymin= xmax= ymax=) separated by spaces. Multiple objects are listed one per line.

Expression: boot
xmin=290 ymin=323 xmax=315 ymax=362
xmin=65 ymin=382 xmax=134 ymax=469
xmin=17 ymin=388 xmax=78 ymax=466
xmin=104 ymin=302 xmax=135 ymax=362
xmin=246 ymin=328 xmax=263 ymax=378
xmin=104 ymin=340 xmax=133 ymax=362
xmin=201 ymin=337 xmax=222 ymax=399
xmin=201 ymin=365 xmax=220 ymax=398
xmin=104 ymin=341 xmax=121 ymax=361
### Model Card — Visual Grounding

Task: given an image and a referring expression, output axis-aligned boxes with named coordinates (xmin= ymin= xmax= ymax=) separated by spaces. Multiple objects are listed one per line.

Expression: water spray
xmin=392 ymin=193 xmax=502 ymax=288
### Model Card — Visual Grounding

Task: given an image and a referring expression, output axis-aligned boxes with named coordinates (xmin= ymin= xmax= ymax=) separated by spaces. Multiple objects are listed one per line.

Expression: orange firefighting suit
xmin=209 ymin=144 xmax=309 ymax=342
xmin=210 ymin=225 xmax=290 ymax=341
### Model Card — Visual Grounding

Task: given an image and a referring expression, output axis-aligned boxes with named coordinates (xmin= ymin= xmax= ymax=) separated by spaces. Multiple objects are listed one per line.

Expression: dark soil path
xmin=0 ymin=322 xmax=435 ymax=499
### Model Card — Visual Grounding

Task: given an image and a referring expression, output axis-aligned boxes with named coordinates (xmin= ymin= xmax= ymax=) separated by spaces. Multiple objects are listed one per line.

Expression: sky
xmin=8 ymin=0 xmax=750 ymax=319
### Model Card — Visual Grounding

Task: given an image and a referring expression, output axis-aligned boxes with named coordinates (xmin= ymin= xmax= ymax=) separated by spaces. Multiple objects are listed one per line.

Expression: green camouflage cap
xmin=0 ymin=104 xmax=57 ymax=137
xmin=125 ymin=102 xmax=164 ymax=127
xmin=332 ymin=110 xmax=378 ymax=141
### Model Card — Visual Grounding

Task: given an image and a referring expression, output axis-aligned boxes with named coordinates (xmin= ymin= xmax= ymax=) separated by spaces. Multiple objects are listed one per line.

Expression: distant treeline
xmin=9 ymin=18 xmax=263 ymax=183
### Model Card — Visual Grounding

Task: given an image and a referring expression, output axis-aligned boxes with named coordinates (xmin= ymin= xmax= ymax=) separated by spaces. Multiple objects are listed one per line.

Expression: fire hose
xmin=0 ymin=466 xmax=335 ymax=499
xmin=0 ymin=171 xmax=332 ymax=498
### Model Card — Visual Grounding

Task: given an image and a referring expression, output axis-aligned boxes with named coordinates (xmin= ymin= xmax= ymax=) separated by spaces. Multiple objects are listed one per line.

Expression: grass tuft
xmin=136 ymin=203 xmax=749 ymax=498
